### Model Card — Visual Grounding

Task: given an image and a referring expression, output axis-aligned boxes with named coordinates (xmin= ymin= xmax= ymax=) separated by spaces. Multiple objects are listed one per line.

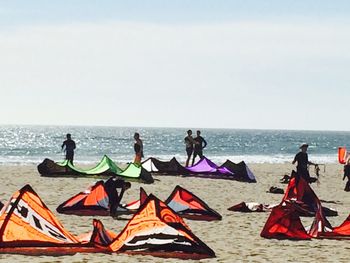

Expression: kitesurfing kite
xmin=164 ymin=185 xmax=222 ymax=221
xmin=338 ymin=147 xmax=349 ymax=164
xmin=142 ymin=157 xmax=256 ymax=182
xmin=38 ymin=155 xmax=154 ymax=183
xmin=121 ymin=185 xmax=222 ymax=221
xmin=0 ymin=186 xmax=216 ymax=259
xmin=57 ymin=178 xmax=133 ymax=216
xmin=0 ymin=185 xmax=109 ymax=255
xmin=261 ymin=174 xmax=342 ymax=240
xmin=107 ymin=194 xmax=216 ymax=259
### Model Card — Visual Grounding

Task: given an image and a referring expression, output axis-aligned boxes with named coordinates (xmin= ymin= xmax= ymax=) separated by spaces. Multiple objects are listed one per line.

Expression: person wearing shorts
xmin=184 ymin=130 xmax=196 ymax=167
xmin=192 ymin=130 xmax=207 ymax=165
xmin=61 ymin=133 xmax=76 ymax=164
xmin=133 ymin=132 xmax=143 ymax=165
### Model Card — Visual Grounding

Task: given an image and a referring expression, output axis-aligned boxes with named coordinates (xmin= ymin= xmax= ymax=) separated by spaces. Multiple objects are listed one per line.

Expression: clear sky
xmin=1 ymin=1 xmax=350 ymax=130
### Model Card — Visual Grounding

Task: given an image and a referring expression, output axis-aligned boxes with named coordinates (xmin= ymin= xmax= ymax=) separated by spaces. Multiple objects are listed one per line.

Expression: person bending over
xmin=105 ymin=178 xmax=132 ymax=217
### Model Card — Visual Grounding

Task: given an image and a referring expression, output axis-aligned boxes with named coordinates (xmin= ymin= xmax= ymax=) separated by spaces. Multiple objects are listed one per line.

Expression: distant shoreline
xmin=0 ymin=126 xmax=346 ymax=166
xmin=1 ymin=124 xmax=350 ymax=133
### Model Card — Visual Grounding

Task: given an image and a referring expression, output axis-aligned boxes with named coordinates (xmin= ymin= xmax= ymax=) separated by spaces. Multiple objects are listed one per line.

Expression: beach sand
xmin=0 ymin=163 xmax=348 ymax=262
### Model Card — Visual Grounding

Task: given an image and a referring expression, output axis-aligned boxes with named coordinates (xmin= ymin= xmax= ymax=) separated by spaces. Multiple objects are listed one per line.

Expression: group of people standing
xmin=61 ymin=131 xmax=350 ymax=192
xmin=132 ymin=130 xmax=208 ymax=167
xmin=131 ymin=130 xmax=208 ymax=167
xmin=60 ymin=130 xmax=207 ymax=168
xmin=184 ymin=130 xmax=207 ymax=167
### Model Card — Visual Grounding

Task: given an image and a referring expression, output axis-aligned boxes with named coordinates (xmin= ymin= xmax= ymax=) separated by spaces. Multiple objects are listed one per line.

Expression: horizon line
xmin=0 ymin=123 xmax=349 ymax=133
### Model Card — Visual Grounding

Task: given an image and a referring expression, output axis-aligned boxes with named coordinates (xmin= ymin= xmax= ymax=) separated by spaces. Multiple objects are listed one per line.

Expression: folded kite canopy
xmin=186 ymin=157 xmax=233 ymax=175
xmin=142 ymin=157 xmax=189 ymax=175
xmin=228 ymin=202 xmax=276 ymax=213
xmin=261 ymin=174 xmax=319 ymax=240
xmin=57 ymin=178 xmax=133 ymax=216
xmin=260 ymin=201 xmax=311 ymax=240
xmin=108 ymin=194 xmax=216 ymax=259
xmin=38 ymin=155 xmax=122 ymax=177
xmin=143 ymin=156 xmax=256 ymax=182
xmin=220 ymin=160 xmax=257 ymax=182
xmin=0 ymin=185 xmax=215 ymax=258
xmin=38 ymin=156 xmax=154 ymax=183
xmin=165 ymin=185 xmax=222 ymax=221
xmin=282 ymin=174 xmax=317 ymax=204
xmin=282 ymin=173 xmax=337 ymax=217
xmin=0 ymin=185 xmax=108 ymax=255
xmin=117 ymin=163 xmax=154 ymax=184
xmin=125 ymin=186 xmax=221 ymax=221
xmin=261 ymin=173 xmax=344 ymax=240
xmin=57 ymin=180 xmax=109 ymax=216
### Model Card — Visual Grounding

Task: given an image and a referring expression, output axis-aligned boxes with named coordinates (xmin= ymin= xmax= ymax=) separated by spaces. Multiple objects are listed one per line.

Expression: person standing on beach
xmin=61 ymin=133 xmax=76 ymax=164
xmin=184 ymin=130 xmax=196 ymax=167
xmin=192 ymin=130 xmax=207 ymax=165
xmin=343 ymin=157 xmax=350 ymax=191
xmin=133 ymin=132 xmax=143 ymax=165
xmin=292 ymin=143 xmax=317 ymax=183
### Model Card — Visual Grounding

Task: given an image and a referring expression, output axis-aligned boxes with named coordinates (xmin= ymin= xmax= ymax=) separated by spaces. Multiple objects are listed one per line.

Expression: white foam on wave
xmin=0 ymin=154 xmax=338 ymax=166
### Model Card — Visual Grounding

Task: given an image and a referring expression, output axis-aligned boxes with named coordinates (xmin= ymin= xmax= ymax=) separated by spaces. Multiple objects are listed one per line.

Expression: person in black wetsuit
xmin=292 ymin=143 xmax=317 ymax=183
xmin=343 ymin=157 xmax=350 ymax=191
xmin=104 ymin=178 xmax=131 ymax=217
xmin=192 ymin=130 xmax=207 ymax=165
xmin=61 ymin=133 xmax=76 ymax=164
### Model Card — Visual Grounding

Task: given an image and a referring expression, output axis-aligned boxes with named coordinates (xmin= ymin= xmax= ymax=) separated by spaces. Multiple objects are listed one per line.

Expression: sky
xmin=1 ymin=1 xmax=350 ymax=130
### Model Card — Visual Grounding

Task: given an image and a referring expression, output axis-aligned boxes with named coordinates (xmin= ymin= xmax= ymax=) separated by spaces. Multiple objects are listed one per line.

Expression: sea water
xmin=0 ymin=125 xmax=349 ymax=165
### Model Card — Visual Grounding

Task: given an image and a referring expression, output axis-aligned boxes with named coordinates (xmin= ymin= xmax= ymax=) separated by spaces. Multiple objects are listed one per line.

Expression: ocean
xmin=0 ymin=125 xmax=349 ymax=165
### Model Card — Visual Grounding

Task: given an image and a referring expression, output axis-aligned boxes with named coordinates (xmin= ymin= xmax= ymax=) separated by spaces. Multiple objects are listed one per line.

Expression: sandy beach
xmin=2 ymin=0 xmax=349 ymax=261
xmin=0 ymin=162 xmax=348 ymax=263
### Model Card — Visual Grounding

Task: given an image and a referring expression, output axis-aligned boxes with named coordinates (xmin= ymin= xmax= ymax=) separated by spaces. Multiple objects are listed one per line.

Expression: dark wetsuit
xmin=105 ymin=178 xmax=129 ymax=216
xmin=293 ymin=152 xmax=310 ymax=182
xmin=193 ymin=136 xmax=207 ymax=159
xmin=184 ymin=136 xmax=194 ymax=157
xmin=134 ymin=143 xmax=141 ymax=154
xmin=62 ymin=139 xmax=76 ymax=164
xmin=344 ymin=165 xmax=350 ymax=191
